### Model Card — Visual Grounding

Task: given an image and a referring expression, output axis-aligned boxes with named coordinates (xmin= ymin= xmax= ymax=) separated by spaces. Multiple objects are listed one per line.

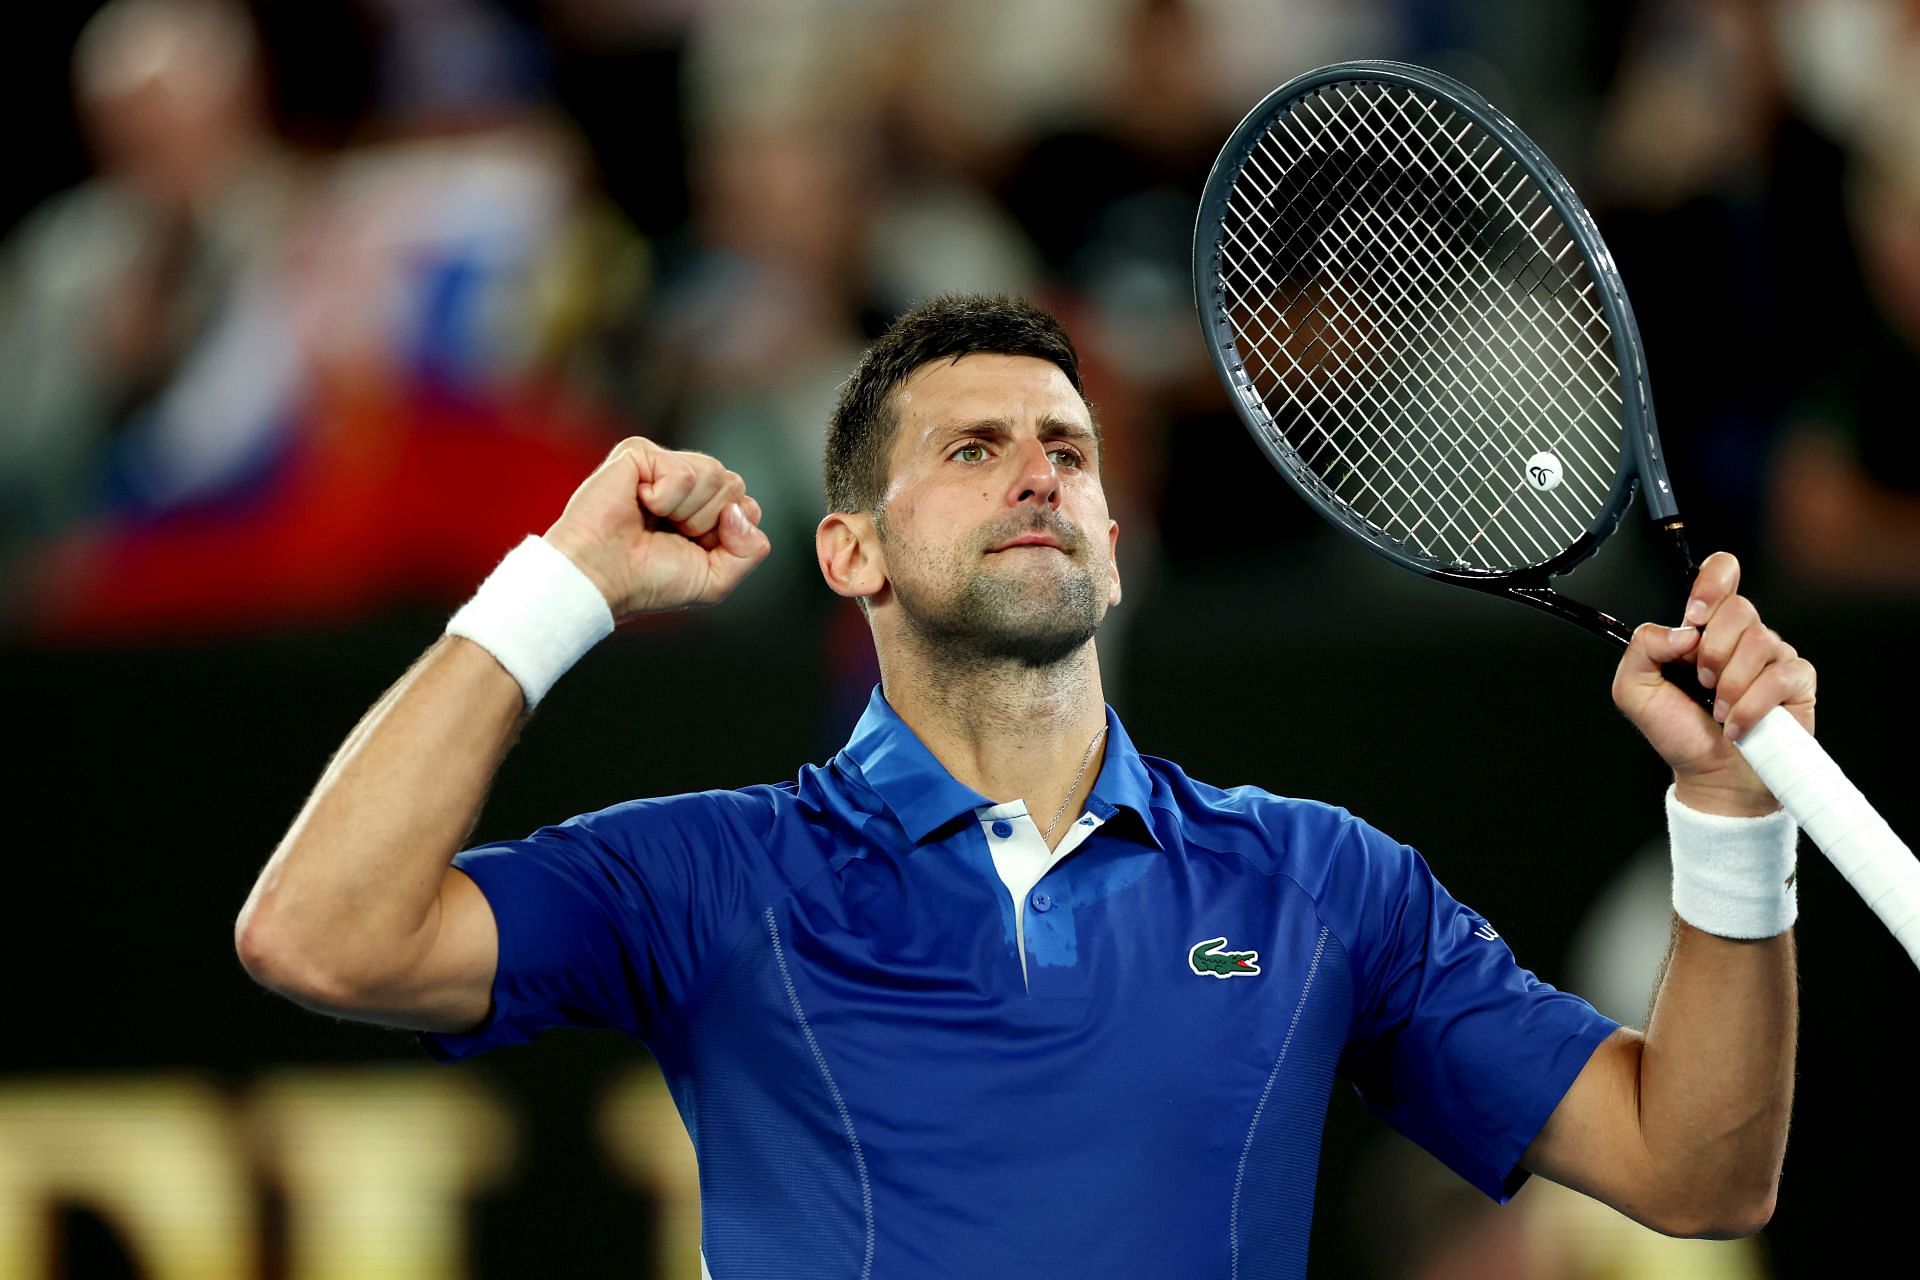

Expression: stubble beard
xmin=879 ymin=513 xmax=1105 ymax=671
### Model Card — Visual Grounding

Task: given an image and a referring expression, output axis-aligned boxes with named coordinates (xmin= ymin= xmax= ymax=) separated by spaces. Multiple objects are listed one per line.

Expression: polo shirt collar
xmin=838 ymin=685 xmax=1160 ymax=847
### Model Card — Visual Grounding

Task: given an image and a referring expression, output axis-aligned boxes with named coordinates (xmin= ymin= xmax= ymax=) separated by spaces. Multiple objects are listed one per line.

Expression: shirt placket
xmin=978 ymin=803 xmax=1105 ymax=993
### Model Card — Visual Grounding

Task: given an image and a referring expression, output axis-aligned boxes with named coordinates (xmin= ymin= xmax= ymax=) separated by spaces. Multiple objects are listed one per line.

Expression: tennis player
xmin=237 ymin=296 xmax=1806 ymax=1278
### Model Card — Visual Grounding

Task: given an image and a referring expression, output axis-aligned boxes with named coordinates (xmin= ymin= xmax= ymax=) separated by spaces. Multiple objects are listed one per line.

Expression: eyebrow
xmin=930 ymin=416 xmax=1099 ymax=448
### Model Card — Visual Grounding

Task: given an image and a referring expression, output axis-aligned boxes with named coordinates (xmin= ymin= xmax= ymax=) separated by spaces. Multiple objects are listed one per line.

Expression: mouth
xmin=988 ymin=533 xmax=1068 ymax=553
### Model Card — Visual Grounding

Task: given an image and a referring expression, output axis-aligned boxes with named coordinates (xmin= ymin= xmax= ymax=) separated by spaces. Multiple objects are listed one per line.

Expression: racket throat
xmin=1493 ymin=581 xmax=1636 ymax=650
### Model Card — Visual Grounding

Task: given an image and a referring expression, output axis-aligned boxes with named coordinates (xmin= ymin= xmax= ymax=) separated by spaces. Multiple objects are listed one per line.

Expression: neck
xmin=875 ymin=630 xmax=1110 ymax=842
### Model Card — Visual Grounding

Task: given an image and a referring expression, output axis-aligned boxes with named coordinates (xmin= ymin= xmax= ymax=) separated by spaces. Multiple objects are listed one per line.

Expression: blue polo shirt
xmin=422 ymin=687 xmax=1618 ymax=1279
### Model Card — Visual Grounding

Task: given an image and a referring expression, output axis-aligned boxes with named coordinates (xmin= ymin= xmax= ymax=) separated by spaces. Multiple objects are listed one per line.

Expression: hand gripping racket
xmin=1191 ymin=59 xmax=1920 ymax=967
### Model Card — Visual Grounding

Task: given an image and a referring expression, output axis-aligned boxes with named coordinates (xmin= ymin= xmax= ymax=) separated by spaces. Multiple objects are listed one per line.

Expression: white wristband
xmin=446 ymin=535 xmax=615 ymax=708
xmin=1667 ymin=784 xmax=1799 ymax=939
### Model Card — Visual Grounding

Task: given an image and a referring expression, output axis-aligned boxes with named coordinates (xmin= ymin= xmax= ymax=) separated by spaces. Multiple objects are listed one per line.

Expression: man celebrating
xmin=238 ymin=296 xmax=1807 ymax=1278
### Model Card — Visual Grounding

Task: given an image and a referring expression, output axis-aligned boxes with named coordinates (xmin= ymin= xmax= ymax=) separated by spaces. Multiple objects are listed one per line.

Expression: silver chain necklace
xmin=1041 ymin=725 xmax=1109 ymax=843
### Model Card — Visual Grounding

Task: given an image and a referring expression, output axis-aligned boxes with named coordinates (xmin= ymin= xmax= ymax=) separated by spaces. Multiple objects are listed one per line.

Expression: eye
xmin=1048 ymin=447 xmax=1083 ymax=469
xmin=951 ymin=442 xmax=989 ymax=463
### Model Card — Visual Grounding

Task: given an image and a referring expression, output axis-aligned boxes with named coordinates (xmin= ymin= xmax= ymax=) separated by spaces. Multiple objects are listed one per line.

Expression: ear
xmin=817 ymin=511 xmax=887 ymax=602
xmin=1106 ymin=518 xmax=1122 ymax=607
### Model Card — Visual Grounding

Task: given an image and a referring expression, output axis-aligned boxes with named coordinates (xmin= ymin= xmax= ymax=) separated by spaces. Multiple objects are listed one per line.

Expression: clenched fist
xmin=1612 ymin=552 xmax=1818 ymax=817
xmin=541 ymin=437 xmax=772 ymax=618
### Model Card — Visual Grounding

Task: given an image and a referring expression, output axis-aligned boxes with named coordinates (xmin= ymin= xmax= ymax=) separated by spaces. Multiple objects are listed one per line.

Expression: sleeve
xmin=419 ymin=790 xmax=767 ymax=1063
xmin=1324 ymin=812 xmax=1622 ymax=1203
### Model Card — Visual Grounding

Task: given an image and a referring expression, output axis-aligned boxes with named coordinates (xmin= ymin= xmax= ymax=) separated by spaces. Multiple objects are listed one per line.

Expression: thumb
xmin=698 ymin=502 xmax=772 ymax=603
xmin=1614 ymin=621 xmax=1699 ymax=703
xmin=1645 ymin=621 xmax=1700 ymax=662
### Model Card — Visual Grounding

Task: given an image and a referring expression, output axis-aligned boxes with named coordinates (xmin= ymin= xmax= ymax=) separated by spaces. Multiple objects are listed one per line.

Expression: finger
xmin=1710 ymin=626 xmax=1792 ymax=721
xmin=691 ymin=490 xmax=764 ymax=550
xmin=559 ymin=439 xmax=656 ymax=525
xmin=698 ymin=503 xmax=772 ymax=603
xmin=639 ymin=453 xmax=700 ymax=518
xmin=1723 ymin=655 xmax=1817 ymax=743
xmin=596 ymin=435 xmax=647 ymax=466
xmin=1682 ymin=550 xmax=1742 ymax=627
xmin=671 ymin=458 xmax=736 ymax=525
xmin=1613 ymin=621 xmax=1702 ymax=709
xmin=1695 ymin=593 xmax=1759 ymax=690
xmin=675 ymin=470 xmax=748 ymax=538
xmin=597 ymin=436 xmax=660 ymax=490
xmin=1617 ymin=620 xmax=1701 ymax=681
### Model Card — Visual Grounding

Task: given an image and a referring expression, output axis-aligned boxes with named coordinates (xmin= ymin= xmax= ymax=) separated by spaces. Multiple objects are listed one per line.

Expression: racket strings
xmin=1244 ymin=108 xmax=1611 ymax=562
xmin=1234 ymin=114 xmax=1613 ymax=566
xmin=1244 ymin=90 xmax=1620 ymax=552
xmin=1214 ymin=80 xmax=1625 ymax=573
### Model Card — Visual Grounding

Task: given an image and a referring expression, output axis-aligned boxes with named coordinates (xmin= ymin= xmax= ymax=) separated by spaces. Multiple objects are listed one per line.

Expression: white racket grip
xmin=1736 ymin=705 xmax=1920 ymax=969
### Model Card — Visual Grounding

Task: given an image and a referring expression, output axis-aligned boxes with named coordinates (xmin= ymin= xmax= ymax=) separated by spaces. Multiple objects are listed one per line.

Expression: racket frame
xmin=1193 ymin=60 xmax=1920 ymax=972
xmin=1192 ymin=59 xmax=1686 ymax=648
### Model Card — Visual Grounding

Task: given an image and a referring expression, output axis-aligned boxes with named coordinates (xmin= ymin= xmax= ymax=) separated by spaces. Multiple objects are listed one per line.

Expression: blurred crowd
xmin=1 ymin=0 xmax=1915 ymax=647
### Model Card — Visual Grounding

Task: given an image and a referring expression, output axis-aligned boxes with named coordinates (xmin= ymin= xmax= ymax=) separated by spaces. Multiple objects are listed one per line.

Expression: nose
xmin=1007 ymin=436 xmax=1062 ymax=510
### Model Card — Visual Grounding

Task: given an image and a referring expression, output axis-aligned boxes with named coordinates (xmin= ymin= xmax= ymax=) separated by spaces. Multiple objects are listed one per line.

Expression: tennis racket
xmin=1191 ymin=59 xmax=1920 ymax=968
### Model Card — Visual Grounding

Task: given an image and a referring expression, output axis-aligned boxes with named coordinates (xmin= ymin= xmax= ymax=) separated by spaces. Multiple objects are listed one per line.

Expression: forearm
xmin=1585 ymin=553 xmax=1810 ymax=1236
xmin=236 ymin=635 xmax=525 ymax=994
xmin=1636 ymin=917 xmax=1797 ymax=1234
xmin=234 ymin=442 xmax=768 ymax=1019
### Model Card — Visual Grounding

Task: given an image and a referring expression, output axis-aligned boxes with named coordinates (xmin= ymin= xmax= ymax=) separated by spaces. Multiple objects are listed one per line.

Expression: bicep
xmin=339 ymin=868 xmax=500 ymax=1035
xmin=403 ymin=794 xmax=764 ymax=1060
xmin=1521 ymin=1025 xmax=1669 ymax=1229
xmin=1327 ymin=817 xmax=1625 ymax=1203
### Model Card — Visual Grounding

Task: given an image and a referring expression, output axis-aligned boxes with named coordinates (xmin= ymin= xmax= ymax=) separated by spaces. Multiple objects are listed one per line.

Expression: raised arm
xmin=234 ymin=438 xmax=769 ymax=1033
xmin=1521 ymin=551 xmax=1811 ymax=1237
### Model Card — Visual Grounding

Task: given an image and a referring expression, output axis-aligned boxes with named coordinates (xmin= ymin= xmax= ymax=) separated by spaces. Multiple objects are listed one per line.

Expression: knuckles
xmin=1710 ymin=593 xmax=1759 ymax=632
xmin=1720 ymin=649 xmax=1818 ymax=711
xmin=609 ymin=435 xmax=659 ymax=464
xmin=609 ymin=437 xmax=729 ymax=477
xmin=1698 ymin=596 xmax=1758 ymax=663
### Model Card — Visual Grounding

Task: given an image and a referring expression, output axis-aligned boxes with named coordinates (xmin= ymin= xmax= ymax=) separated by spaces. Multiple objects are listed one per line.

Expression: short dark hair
xmin=824 ymin=294 xmax=1092 ymax=514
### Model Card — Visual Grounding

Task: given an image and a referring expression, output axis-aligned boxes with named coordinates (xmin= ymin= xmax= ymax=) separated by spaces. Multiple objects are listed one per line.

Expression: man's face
xmin=870 ymin=353 xmax=1120 ymax=667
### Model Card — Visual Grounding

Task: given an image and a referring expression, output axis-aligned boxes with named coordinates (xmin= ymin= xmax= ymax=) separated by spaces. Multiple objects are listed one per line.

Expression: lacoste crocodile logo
xmin=1188 ymin=937 xmax=1261 ymax=978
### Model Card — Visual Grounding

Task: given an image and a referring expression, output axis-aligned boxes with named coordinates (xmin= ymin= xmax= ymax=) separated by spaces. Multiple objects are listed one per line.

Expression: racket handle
xmin=1735 ymin=705 xmax=1920 ymax=970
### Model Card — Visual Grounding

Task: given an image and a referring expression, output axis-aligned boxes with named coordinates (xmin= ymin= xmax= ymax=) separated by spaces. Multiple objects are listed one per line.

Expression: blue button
xmin=991 ymin=820 xmax=1013 ymax=839
xmin=1031 ymin=892 xmax=1053 ymax=912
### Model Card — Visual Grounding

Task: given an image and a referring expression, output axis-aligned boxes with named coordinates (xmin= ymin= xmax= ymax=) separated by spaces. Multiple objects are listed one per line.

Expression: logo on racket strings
xmin=1525 ymin=451 xmax=1563 ymax=492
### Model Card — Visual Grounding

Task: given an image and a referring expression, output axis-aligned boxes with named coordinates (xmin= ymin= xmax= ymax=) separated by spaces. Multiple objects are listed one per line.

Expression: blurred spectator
xmin=640 ymin=115 xmax=874 ymax=608
xmin=658 ymin=2 xmax=1044 ymax=599
xmin=0 ymin=0 xmax=303 ymax=571
xmin=6 ymin=0 xmax=642 ymax=641
xmin=1000 ymin=0 xmax=1224 ymax=381
xmin=998 ymin=0 xmax=1319 ymax=579
xmin=865 ymin=7 xmax=1044 ymax=316
xmin=1768 ymin=9 xmax=1920 ymax=590
xmin=1591 ymin=0 xmax=1868 ymax=563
